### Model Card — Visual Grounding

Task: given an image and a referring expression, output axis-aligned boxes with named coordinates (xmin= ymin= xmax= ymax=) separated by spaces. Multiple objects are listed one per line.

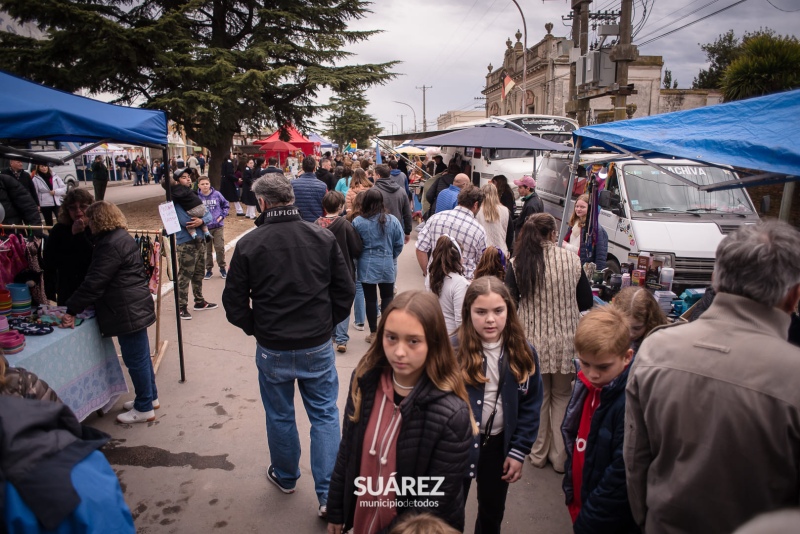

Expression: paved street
xmin=86 ymin=225 xmax=573 ymax=533
xmin=77 ymin=179 xmax=164 ymax=206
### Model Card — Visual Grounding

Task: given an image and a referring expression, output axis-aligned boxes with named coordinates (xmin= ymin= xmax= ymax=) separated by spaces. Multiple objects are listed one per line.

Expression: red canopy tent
xmin=254 ymin=125 xmax=318 ymax=162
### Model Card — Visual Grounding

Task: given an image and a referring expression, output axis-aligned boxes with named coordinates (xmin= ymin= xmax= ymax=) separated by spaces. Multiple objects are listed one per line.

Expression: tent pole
xmin=558 ymin=137 xmax=582 ymax=244
xmin=163 ymin=144 xmax=187 ymax=382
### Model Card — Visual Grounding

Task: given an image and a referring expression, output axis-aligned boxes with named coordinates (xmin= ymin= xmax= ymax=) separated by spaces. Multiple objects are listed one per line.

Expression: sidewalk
xmin=84 ymin=235 xmax=572 ymax=533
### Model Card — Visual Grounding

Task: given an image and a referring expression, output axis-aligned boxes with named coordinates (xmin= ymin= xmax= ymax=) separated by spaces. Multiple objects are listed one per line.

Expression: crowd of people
xmin=1 ymin=147 xmax=799 ymax=534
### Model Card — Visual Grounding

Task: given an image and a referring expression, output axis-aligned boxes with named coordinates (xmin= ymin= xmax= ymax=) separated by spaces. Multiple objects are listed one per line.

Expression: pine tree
xmin=0 ymin=0 xmax=397 ymax=186
xmin=322 ymin=90 xmax=382 ymax=150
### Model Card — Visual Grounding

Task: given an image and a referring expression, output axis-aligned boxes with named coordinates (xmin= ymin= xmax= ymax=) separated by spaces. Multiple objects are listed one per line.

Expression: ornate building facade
xmin=483 ymin=25 xmax=720 ymax=124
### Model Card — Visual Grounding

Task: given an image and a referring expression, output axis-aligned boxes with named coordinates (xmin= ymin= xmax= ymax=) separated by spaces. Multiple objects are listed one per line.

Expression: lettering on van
xmin=664 ymin=166 xmax=707 ymax=176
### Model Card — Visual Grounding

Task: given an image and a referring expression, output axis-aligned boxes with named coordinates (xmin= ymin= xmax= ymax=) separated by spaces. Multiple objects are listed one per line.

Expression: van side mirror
xmin=599 ymin=190 xmax=622 ymax=215
xmin=760 ymin=195 xmax=770 ymax=214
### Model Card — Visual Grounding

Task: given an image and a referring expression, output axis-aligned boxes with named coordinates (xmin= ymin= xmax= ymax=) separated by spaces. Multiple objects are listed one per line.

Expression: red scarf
xmin=568 ymin=371 xmax=601 ymax=522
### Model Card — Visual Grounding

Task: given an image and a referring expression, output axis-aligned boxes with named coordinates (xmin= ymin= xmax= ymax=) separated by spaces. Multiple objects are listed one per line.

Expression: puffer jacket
xmin=291 ymin=172 xmax=326 ymax=222
xmin=32 ymin=173 xmax=67 ymax=207
xmin=0 ymin=173 xmax=41 ymax=226
xmin=562 ymin=362 xmax=638 ymax=534
xmin=65 ymin=228 xmax=155 ymax=337
xmin=327 ymin=367 xmax=473 ymax=532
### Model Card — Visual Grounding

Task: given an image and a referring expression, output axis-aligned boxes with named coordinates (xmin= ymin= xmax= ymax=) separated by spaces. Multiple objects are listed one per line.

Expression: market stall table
xmin=5 ymin=318 xmax=128 ymax=421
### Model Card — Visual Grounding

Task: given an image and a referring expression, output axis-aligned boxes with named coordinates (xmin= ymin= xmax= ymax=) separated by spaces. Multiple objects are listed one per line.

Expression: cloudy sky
xmin=322 ymin=0 xmax=799 ymax=136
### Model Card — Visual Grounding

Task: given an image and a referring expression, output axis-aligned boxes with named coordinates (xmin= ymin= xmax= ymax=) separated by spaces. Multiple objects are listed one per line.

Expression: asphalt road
xmin=85 ymin=225 xmax=574 ymax=533
xmin=77 ymin=179 xmax=165 ymax=205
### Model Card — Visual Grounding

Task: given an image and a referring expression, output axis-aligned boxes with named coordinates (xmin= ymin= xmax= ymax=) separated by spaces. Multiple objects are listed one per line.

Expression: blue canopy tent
xmin=558 ymin=89 xmax=800 ymax=241
xmin=0 ymin=70 xmax=192 ymax=381
xmin=307 ymin=131 xmax=338 ymax=150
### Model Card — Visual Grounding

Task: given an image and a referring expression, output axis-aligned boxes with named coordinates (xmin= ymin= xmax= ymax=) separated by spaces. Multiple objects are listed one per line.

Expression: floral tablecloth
xmin=6 ymin=318 xmax=128 ymax=421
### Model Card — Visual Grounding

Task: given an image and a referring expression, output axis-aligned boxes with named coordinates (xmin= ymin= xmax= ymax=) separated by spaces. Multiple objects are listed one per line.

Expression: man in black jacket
xmin=0 ymin=173 xmax=42 ymax=227
xmin=263 ymin=157 xmax=284 ymax=175
xmin=373 ymin=164 xmax=412 ymax=241
xmin=513 ymin=175 xmax=544 ymax=234
xmin=315 ymin=158 xmax=336 ymax=191
xmin=222 ymin=172 xmax=354 ymax=519
xmin=3 ymin=159 xmax=38 ymax=205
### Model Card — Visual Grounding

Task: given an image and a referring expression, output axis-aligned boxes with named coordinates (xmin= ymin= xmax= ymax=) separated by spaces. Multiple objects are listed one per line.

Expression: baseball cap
xmin=513 ymin=175 xmax=536 ymax=189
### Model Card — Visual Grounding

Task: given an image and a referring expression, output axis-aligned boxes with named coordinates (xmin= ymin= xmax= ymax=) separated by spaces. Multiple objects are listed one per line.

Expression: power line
xmin=637 ymin=0 xmax=750 ymax=47
xmin=635 ymin=0 xmax=723 ymax=42
xmin=766 ymin=0 xmax=800 ymax=11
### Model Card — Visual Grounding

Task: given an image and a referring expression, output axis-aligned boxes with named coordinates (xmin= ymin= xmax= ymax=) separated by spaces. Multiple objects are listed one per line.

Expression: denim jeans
xmin=117 ymin=329 xmax=157 ymax=412
xmin=353 ymin=279 xmax=365 ymax=325
xmin=334 ymin=315 xmax=350 ymax=345
xmin=256 ymin=340 xmax=340 ymax=506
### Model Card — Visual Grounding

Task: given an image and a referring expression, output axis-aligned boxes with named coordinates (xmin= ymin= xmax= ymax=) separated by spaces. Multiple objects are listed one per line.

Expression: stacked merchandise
xmin=0 ymin=315 xmax=25 ymax=353
xmin=653 ymin=290 xmax=677 ymax=315
xmin=7 ymin=283 xmax=32 ymax=318
xmin=0 ymin=289 xmax=10 ymax=317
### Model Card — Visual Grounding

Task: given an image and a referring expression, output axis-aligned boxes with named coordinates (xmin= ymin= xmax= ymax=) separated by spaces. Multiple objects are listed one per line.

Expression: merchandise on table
xmin=0 ymin=330 xmax=25 ymax=353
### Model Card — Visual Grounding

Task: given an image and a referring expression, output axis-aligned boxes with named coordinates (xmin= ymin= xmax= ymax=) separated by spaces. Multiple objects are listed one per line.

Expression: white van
xmin=439 ymin=114 xmax=577 ymax=188
xmin=22 ymin=150 xmax=80 ymax=190
xmin=536 ymin=151 xmax=759 ymax=291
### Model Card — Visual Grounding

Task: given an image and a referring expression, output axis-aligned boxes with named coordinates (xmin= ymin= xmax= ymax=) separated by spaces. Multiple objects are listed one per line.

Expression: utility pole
xmin=416 ymin=85 xmax=432 ymax=132
xmin=398 ymin=114 xmax=406 ymax=134
xmin=612 ymin=0 xmax=636 ymax=121
xmin=511 ymin=1 xmax=527 ymax=114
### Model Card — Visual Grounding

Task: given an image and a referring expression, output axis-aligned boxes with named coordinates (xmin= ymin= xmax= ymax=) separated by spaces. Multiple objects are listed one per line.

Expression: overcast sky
xmin=320 ymin=0 xmax=799 ymax=137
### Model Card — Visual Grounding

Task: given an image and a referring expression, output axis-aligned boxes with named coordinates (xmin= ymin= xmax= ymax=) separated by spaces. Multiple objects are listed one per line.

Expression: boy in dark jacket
xmin=165 ymin=168 xmax=211 ymax=243
xmin=315 ymin=191 xmax=362 ymax=353
xmin=561 ymin=307 xmax=638 ymax=534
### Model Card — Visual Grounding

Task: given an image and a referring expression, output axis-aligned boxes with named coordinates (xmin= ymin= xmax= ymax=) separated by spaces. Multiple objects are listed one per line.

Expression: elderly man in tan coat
xmin=624 ymin=220 xmax=800 ymax=534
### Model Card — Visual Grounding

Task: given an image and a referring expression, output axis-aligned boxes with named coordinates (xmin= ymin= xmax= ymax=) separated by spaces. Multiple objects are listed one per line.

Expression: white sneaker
xmin=116 ymin=408 xmax=156 ymax=424
xmin=353 ymin=323 xmax=365 ymax=331
xmin=318 ymin=504 xmax=327 ymax=519
xmin=123 ymin=399 xmax=160 ymax=411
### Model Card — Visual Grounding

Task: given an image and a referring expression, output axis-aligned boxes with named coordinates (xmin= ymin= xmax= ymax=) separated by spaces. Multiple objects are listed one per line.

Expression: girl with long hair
xmin=352 ymin=189 xmax=404 ymax=343
xmin=562 ymin=193 xmax=609 ymax=270
xmin=506 ymin=213 xmax=593 ymax=473
xmin=456 ymin=277 xmax=542 ymax=534
xmin=611 ymin=286 xmax=668 ymax=354
xmin=476 ymin=183 xmax=513 ymax=255
xmin=345 ymin=168 xmax=373 ymax=213
xmin=474 ymin=246 xmax=508 ymax=281
xmin=327 ymin=291 xmax=476 ymax=534
xmin=32 ymin=163 xmax=67 ymax=225
xmin=426 ymin=235 xmax=469 ymax=334
xmin=490 ymin=175 xmax=516 ymax=224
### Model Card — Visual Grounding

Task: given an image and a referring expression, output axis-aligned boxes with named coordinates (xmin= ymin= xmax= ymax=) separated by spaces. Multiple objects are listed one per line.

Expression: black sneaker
xmin=179 ymin=307 xmax=192 ymax=320
xmin=267 ymin=465 xmax=295 ymax=494
xmin=193 ymin=300 xmax=218 ymax=311
xmin=219 ymin=268 xmax=227 ymax=279
xmin=204 ymin=233 xmax=212 ymax=243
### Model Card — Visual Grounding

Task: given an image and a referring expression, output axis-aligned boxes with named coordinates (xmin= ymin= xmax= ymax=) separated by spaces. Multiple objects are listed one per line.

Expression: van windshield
xmin=488 ymin=149 xmax=534 ymax=160
xmin=623 ymin=164 xmax=754 ymax=215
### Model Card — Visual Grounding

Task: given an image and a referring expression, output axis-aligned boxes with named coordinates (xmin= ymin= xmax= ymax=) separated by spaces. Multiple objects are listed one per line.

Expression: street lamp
xmin=511 ymin=0 xmax=527 ymax=114
xmin=393 ymin=101 xmax=418 ymax=132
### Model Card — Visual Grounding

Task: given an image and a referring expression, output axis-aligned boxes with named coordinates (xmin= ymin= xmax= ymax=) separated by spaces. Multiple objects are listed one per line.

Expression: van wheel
xmin=66 ymin=180 xmax=77 ymax=192
xmin=606 ymin=258 xmax=621 ymax=274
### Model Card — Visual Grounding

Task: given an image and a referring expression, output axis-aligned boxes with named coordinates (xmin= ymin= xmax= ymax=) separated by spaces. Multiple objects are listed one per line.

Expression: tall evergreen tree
xmin=0 ymin=0 xmax=396 ymax=186
xmin=322 ymin=90 xmax=381 ymax=150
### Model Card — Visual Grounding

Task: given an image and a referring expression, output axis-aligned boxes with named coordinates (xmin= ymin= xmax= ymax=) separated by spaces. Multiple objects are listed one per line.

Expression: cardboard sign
xmin=158 ymin=201 xmax=182 ymax=235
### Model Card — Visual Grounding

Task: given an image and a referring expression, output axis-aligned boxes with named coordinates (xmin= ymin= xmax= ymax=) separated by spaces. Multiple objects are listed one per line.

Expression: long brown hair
xmin=612 ymin=287 xmax=668 ymax=342
xmin=349 ymin=291 xmax=476 ymax=434
xmin=568 ymin=193 xmax=590 ymax=228
xmin=346 ymin=190 xmax=366 ymax=223
xmin=474 ymin=247 xmax=506 ymax=281
xmin=513 ymin=213 xmax=557 ymax=301
xmin=351 ymin=168 xmax=372 ymax=190
xmin=457 ymin=277 xmax=534 ymax=386
xmin=428 ymin=235 xmax=463 ymax=296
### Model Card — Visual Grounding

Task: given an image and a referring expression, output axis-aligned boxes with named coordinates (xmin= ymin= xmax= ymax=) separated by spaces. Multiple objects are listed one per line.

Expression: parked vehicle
xmin=17 ymin=150 xmax=80 ymax=191
xmin=537 ymin=151 xmax=759 ymax=291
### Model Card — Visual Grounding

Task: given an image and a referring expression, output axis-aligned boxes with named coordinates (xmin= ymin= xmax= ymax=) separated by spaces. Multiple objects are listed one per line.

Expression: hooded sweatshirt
xmin=353 ymin=369 xmax=403 ymax=533
xmin=374 ymin=178 xmax=412 ymax=235
xmin=389 ymin=169 xmax=410 ymax=198
xmin=569 ymin=371 xmax=601 ymax=523
xmin=198 ymin=187 xmax=230 ymax=229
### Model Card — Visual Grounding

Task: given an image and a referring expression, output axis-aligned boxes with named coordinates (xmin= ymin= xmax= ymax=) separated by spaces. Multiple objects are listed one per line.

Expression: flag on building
xmin=501 ymin=74 xmax=516 ymax=102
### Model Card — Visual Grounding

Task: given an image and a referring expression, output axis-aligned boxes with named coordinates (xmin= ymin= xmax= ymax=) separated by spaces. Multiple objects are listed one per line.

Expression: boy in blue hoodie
xmin=561 ymin=307 xmax=639 ymax=534
xmin=197 ymin=176 xmax=230 ymax=279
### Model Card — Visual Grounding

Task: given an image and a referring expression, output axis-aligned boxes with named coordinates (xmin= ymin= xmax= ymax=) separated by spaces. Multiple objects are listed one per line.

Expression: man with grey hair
xmin=624 ymin=220 xmax=800 ymax=534
xmin=222 ymin=172 xmax=355 ymax=519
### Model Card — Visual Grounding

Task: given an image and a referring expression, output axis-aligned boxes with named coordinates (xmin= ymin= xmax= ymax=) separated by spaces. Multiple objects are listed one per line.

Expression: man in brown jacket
xmin=624 ymin=220 xmax=800 ymax=534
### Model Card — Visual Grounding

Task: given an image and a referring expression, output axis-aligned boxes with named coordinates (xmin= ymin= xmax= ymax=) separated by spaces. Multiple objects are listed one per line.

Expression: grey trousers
xmin=205 ymin=227 xmax=226 ymax=270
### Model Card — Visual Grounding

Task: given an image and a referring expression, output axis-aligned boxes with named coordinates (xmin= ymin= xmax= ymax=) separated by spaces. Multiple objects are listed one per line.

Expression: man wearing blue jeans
xmin=222 ymin=173 xmax=355 ymax=519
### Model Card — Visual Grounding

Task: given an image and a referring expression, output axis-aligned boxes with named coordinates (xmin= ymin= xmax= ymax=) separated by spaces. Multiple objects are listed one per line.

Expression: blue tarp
xmin=574 ymin=88 xmax=800 ymax=176
xmin=0 ymin=70 xmax=168 ymax=147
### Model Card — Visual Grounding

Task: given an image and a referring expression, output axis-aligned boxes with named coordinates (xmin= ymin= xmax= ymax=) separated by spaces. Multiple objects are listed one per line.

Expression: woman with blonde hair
xmin=61 ymin=201 xmax=158 ymax=425
xmin=476 ymin=182 xmax=513 ymax=256
xmin=612 ymin=286 xmax=668 ymax=354
xmin=345 ymin=168 xmax=373 ymax=213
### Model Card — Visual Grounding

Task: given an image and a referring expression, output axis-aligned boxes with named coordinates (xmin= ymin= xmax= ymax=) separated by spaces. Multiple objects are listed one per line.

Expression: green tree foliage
xmin=321 ymin=90 xmax=381 ymax=149
xmin=0 ymin=0 xmax=397 ymax=186
xmin=692 ymin=28 xmax=775 ymax=89
xmin=662 ymin=68 xmax=678 ymax=89
xmin=722 ymin=34 xmax=800 ymax=101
